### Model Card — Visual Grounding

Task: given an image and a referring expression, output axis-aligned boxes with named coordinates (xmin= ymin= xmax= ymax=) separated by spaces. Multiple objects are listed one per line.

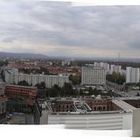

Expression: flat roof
xmin=112 ymin=99 xmax=136 ymax=112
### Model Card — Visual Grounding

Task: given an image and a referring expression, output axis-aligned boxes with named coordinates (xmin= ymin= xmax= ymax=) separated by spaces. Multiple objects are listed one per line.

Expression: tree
xmin=62 ymin=83 xmax=74 ymax=96
xmin=136 ymin=82 xmax=140 ymax=88
xmin=69 ymin=75 xmax=81 ymax=85
xmin=18 ymin=80 xmax=29 ymax=86
xmin=106 ymin=72 xmax=125 ymax=85
xmin=93 ymin=88 xmax=101 ymax=96
xmin=88 ymin=87 xmax=94 ymax=95
xmin=35 ymin=82 xmax=46 ymax=89
xmin=1 ymin=69 xmax=5 ymax=82
xmin=0 ymin=60 xmax=8 ymax=66
xmin=50 ymin=84 xmax=62 ymax=97
xmin=35 ymin=82 xmax=47 ymax=99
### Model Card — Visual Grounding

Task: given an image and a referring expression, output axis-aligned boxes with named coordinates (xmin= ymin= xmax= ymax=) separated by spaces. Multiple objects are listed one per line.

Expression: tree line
xmin=106 ymin=72 xmax=125 ymax=85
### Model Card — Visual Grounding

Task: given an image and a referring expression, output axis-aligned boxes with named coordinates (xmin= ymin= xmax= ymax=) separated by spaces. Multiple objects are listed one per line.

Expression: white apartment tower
xmin=110 ymin=65 xmax=122 ymax=74
xmin=81 ymin=66 xmax=106 ymax=85
xmin=94 ymin=62 xmax=110 ymax=73
xmin=126 ymin=67 xmax=140 ymax=83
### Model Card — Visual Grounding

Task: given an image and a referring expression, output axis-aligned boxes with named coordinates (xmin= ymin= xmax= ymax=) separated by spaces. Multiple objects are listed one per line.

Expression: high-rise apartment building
xmin=110 ymin=65 xmax=122 ymax=74
xmin=94 ymin=62 xmax=110 ymax=73
xmin=126 ymin=67 xmax=140 ymax=83
xmin=81 ymin=66 xmax=106 ymax=85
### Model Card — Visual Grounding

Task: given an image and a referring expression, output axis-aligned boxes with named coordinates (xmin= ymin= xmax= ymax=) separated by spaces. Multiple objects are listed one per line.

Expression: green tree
xmin=18 ymin=80 xmax=29 ymax=86
xmin=69 ymin=75 xmax=81 ymax=85
xmin=88 ymin=87 xmax=94 ymax=95
xmin=62 ymin=83 xmax=74 ymax=96
xmin=136 ymin=92 xmax=140 ymax=96
xmin=106 ymin=72 xmax=125 ymax=85
xmin=50 ymin=84 xmax=62 ymax=97
xmin=35 ymin=82 xmax=46 ymax=89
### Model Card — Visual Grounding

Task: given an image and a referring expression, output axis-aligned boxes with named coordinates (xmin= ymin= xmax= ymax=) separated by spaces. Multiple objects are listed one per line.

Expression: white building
xmin=81 ymin=66 xmax=106 ymax=85
xmin=94 ymin=62 xmax=101 ymax=67
xmin=61 ymin=60 xmax=71 ymax=66
xmin=4 ymin=68 xmax=18 ymax=83
xmin=94 ymin=62 xmax=110 ymax=74
xmin=48 ymin=112 xmax=132 ymax=130
xmin=110 ymin=65 xmax=122 ymax=74
xmin=126 ymin=67 xmax=140 ymax=83
xmin=4 ymin=69 xmax=70 ymax=88
xmin=100 ymin=62 xmax=110 ymax=73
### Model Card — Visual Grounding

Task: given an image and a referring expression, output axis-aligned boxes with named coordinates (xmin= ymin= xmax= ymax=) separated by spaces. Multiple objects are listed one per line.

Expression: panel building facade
xmin=81 ymin=66 xmax=106 ymax=85
xmin=126 ymin=67 xmax=140 ymax=83
xmin=5 ymin=69 xmax=69 ymax=88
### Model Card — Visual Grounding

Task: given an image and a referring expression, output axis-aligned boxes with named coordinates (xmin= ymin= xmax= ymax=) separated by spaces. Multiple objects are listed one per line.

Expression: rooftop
xmin=112 ymin=99 xmax=136 ymax=112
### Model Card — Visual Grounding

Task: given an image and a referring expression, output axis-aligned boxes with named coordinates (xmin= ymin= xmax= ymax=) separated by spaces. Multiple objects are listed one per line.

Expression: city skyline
xmin=0 ymin=1 xmax=140 ymax=58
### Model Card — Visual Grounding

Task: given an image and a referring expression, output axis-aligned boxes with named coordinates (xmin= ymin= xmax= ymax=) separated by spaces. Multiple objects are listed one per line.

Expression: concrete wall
xmin=132 ymin=109 xmax=140 ymax=137
xmin=122 ymin=113 xmax=132 ymax=130
xmin=25 ymin=114 xmax=34 ymax=124
xmin=40 ymin=110 xmax=48 ymax=124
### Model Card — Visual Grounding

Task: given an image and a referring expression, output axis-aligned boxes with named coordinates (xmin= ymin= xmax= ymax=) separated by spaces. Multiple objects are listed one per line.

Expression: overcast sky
xmin=0 ymin=0 xmax=140 ymax=58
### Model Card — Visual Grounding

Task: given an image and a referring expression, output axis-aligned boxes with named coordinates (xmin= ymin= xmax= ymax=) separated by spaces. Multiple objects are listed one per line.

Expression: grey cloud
xmin=0 ymin=1 xmax=140 ymax=57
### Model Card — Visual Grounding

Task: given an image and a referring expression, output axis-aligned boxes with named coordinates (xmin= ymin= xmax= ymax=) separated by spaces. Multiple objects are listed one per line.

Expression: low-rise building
xmin=47 ymin=97 xmax=121 ymax=113
xmin=5 ymin=85 xmax=41 ymax=124
xmin=5 ymin=85 xmax=37 ymax=106
xmin=85 ymin=98 xmax=121 ymax=111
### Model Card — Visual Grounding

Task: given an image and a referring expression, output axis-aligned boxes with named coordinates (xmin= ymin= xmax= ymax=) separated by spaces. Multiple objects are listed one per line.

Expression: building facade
xmin=94 ymin=62 xmax=110 ymax=73
xmin=48 ymin=98 xmax=121 ymax=113
xmin=5 ymin=85 xmax=41 ymax=124
xmin=48 ymin=112 xmax=132 ymax=130
xmin=85 ymin=98 xmax=121 ymax=111
xmin=126 ymin=67 xmax=140 ymax=83
xmin=110 ymin=65 xmax=122 ymax=74
xmin=4 ymin=69 xmax=70 ymax=88
xmin=5 ymin=85 xmax=37 ymax=106
xmin=0 ymin=82 xmax=7 ymax=123
xmin=81 ymin=66 xmax=106 ymax=85
xmin=51 ymin=100 xmax=75 ymax=112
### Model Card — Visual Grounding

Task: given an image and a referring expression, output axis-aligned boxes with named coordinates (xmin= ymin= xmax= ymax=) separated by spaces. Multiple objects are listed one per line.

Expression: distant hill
xmin=0 ymin=51 xmax=140 ymax=63
xmin=0 ymin=52 xmax=48 ymax=59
